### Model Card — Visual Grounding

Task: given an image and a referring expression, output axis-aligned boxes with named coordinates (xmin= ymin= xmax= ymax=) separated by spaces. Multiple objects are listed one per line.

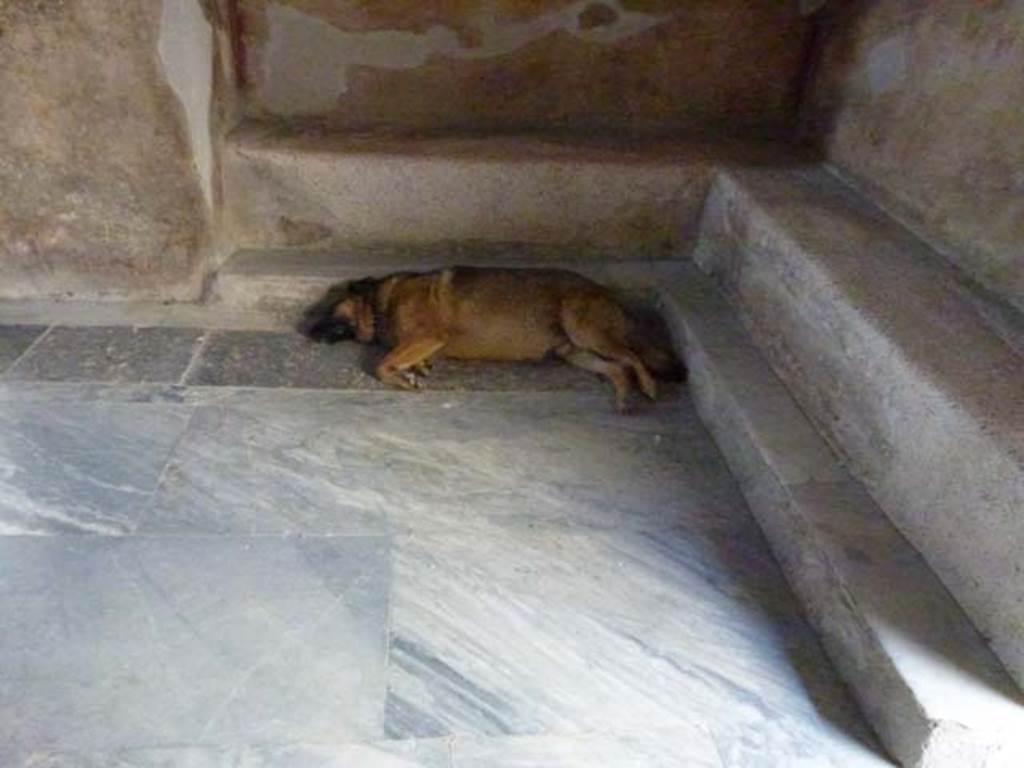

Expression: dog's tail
xmin=638 ymin=342 xmax=687 ymax=382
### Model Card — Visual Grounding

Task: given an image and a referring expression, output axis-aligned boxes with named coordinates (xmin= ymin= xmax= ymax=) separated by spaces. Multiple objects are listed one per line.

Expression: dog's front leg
xmin=376 ymin=338 xmax=446 ymax=390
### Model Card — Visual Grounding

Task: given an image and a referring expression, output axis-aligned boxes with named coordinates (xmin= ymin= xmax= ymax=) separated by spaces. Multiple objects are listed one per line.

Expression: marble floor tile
xmin=0 ymin=535 xmax=390 ymax=757
xmin=186 ymin=330 xmax=608 ymax=393
xmin=14 ymin=739 xmax=452 ymax=768
xmin=141 ymin=403 xmax=390 ymax=535
xmin=0 ymin=401 xmax=192 ymax=534
xmin=142 ymin=391 xmax=738 ymax=537
xmin=0 ymin=380 xmax=192 ymax=406
xmin=451 ymin=728 xmax=722 ymax=768
xmin=5 ymin=326 xmax=205 ymax=384
xmin=386 ymin=526 xmax=891 ymax=766
xmin=0 ymin=324 xmax=48 ymax=373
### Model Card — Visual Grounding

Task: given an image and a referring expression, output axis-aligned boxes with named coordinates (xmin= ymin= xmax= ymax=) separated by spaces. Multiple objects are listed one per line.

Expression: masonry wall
xmin=0 ymin=0 xmax=215 ymax=301
xmin=238 ymin=0 xmax=810 ymax=137
xmin=803 ymin=0 xmax=1024 ymax=310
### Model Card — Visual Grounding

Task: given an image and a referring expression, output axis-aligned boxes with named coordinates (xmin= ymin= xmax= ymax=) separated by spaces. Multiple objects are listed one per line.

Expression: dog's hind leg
xmin=376 ymin=338 xmax=446 ymax=390
xmin=555 ymin=343 xmax=632 ymax=412
xmin=560 ymin=299 xmax=658 ymax=401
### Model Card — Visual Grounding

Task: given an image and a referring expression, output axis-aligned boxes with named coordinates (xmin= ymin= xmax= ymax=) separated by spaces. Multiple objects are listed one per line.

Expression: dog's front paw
xmin=376 ymin=367 xmax=419 ymax=390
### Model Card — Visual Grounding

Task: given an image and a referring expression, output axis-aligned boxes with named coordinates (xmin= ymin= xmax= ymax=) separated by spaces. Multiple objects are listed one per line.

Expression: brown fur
xmin=298 ymin=267 xmax=683 ymax=411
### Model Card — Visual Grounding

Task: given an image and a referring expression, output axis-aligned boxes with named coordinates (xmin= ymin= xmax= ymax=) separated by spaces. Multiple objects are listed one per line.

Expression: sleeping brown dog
xmin=297 ymin=267 xmax=683 ymax=411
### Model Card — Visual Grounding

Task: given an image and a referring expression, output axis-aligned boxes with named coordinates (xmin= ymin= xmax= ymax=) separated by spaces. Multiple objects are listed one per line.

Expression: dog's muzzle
xmin=297 ymin=315 xmax=355 ymax=344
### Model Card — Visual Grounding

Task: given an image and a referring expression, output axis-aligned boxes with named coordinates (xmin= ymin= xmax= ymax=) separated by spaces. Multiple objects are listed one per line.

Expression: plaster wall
xmin=160 ymin=0 xmax=217 ymax=213
xmin=239 ymin=0 xmax=810 ymax=137
xmin=0 ymin=0 xmax=213 ymax=301
xmin=804 ymin=1 xmax=1024 ymax=310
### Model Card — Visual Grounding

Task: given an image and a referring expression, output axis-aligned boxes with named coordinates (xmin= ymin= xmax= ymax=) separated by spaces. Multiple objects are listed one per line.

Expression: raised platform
xmin=660 ymin=266 xmax=1024 ymax=768
xmin=693 ymin=166 xmax=1024 ymax=693
xmin=221 ymin=122 xmax=801 ymax=256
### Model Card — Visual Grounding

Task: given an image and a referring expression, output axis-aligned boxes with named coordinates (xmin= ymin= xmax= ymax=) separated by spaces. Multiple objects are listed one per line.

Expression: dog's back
xmin=425 ymin=267 xmax=603 ymax=361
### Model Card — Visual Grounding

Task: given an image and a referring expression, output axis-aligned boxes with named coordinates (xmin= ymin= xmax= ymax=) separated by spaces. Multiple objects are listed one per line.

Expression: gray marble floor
xmin=0 ymin=322 xmax=895 ymax=767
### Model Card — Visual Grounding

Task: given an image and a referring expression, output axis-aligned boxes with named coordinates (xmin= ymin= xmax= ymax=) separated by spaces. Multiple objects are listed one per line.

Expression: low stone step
xmin=221 ymin=121 xmax=798 ymax=255
xmin=210 ymin=246 xmax=688 ymax=315
xmin=693 ymin=166 xmax=1024 ymax=691
xmin=660 ymin=266 xmax=1024 ymax=768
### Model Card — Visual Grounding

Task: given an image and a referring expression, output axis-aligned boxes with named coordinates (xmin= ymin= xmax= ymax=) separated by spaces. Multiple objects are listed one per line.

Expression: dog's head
xmin=297 ymin=278 xmax=379 ymax=344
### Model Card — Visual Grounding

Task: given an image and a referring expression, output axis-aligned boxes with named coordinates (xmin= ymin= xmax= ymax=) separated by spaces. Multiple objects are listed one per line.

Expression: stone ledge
xmin=222 ymin=122 xmax=804 ymax=255
xmin=693 ymin=165 xmax=1024 ymax=691
xmin=659 ymin=265 xmax=1024 ymax=768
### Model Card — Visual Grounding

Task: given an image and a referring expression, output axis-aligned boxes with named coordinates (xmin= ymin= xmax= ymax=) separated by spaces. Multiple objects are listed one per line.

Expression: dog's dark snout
xmin=299 ymin=316 xmax=353 ymax=344
xmin=297 ymin=303 xmax=353 ymax=343
xmin=296 ymin=309 xmax=324 ymax=338
xmin=298 ymin=283 xmax=357 ymax=344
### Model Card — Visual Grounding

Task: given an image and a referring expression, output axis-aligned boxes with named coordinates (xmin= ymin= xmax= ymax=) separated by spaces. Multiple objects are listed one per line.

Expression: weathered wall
xmin=803 ymin=1 xmax=1024 ymax=310
xmin=0 ymin=1 xmax=214 ymax=301
xmin=238 ymin=0 xmax=810 ymax=137
xmin=160 ymin=0 xmax=217 ymax=212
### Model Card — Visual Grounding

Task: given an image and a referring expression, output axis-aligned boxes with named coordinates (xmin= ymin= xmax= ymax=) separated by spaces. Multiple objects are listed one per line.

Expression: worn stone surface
xmin=660 ymin=265 xmax=1024 ymax=768
xmin=238 ymin=0 xmax=808 ymax=136
xmin=693 ymin=167 xmax=1024 ymax=694
xmin=222 ymin=128 xmax=800 ymax=255
xmin=0 ymin=325 xmax=47 ymax=373
xmin=188 ymin=330 xmax=383 ymax=389
xmin=0 ymin=1 xmax=209 ymax=301
xmin=804 ymin=0 xmax=1024 ymax=310
xmin=5 ymin=326 xmax=206 ymax=384
xmin=0 ymin=298 xmax=291 ymax=333
xmin=0 ymin=400 xmax=193 ymax=534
